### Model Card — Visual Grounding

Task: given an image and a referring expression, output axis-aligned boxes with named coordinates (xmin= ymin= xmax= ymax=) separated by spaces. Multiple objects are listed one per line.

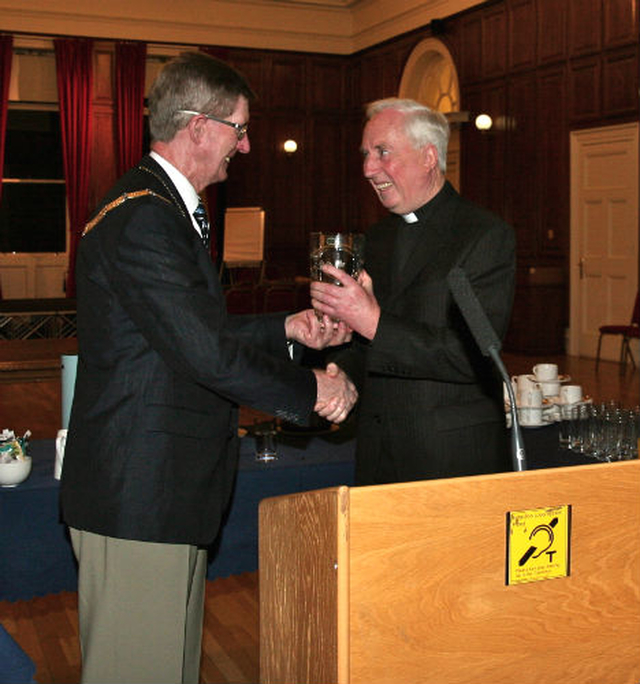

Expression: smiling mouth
xmin=375 ymin=181 xmax=393 ymax=191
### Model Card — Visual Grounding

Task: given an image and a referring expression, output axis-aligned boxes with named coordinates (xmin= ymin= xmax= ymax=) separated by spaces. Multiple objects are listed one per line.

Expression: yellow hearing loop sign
xmin=506 ymin=505 xmax=571 ymax=586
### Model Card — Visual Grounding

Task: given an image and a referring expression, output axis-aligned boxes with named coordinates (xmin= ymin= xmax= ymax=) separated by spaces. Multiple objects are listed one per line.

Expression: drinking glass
xmin=310 ymin=232 xmax=365 ymax=320
xmin=254 ymin=424 xmax=277 ymax=462
xmin=310 ymin=232 xmax=365 ymax=285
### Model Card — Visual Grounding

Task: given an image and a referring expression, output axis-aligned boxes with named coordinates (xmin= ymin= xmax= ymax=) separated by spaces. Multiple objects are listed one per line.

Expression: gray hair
xmin=365 ymin=98 xmax=450 ymax=173
xmin=148 ymin=51 xmax=255 ymax=143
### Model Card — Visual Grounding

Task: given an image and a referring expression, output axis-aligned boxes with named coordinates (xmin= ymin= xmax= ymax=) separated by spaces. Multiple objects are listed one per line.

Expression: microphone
xmin=447 ymin=267 xmax=526 ymax=472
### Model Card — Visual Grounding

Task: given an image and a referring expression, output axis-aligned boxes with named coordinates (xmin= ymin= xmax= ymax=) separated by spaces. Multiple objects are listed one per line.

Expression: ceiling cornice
xmin=0 ymin=0 xmax=484 ymax=54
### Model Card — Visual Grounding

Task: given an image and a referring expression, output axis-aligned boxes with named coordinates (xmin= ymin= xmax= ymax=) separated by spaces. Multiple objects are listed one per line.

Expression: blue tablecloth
xmin=0 ymin=426 xmax=356 ymax=601
xmin=1 ymin=420 xmax=599 ymax=602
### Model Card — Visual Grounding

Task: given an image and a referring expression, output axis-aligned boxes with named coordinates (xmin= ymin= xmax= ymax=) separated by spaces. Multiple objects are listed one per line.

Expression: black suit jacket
xmin=337 ymin=182 xmax=516 ymax=484
xmin=60 ymin=156 xmax=316 ymax=545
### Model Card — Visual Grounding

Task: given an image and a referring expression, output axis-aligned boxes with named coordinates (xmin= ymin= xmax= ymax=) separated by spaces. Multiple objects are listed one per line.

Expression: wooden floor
xmin=0 ymin=573 xmax=260 ymax=684
xmin=0 ymin=346 xmax=638 ymax=683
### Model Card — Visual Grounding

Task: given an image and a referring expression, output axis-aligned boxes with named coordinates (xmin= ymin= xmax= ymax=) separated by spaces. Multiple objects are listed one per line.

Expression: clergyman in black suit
xmin=311 ymin=98 xmax=515 ymax=485
xmin=60 ymin=51 xmax=356 ymax=684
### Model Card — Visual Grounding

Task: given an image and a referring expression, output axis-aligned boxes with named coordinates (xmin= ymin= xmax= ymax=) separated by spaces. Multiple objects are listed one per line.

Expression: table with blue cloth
xmin=0 ymin=421 xmax=595 ymax=602
xmin=0 ymin=424 xmax=357 ymax=602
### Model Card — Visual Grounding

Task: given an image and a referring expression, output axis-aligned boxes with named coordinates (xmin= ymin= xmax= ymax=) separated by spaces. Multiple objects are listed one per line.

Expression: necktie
xmin=193 ymin=201 xmax=210 ymax=249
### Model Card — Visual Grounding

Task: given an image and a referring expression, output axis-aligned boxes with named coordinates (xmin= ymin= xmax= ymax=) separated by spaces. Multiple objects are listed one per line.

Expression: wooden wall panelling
xmin=459 ymin=14 xmax=483 ymax=84
xmin=270 ymin=53 xmax=307 ymax=112
xmin=89 ymin=110 xmax=117 ymax=212
xmin=224 ymin=112 xmax=267 ymax=208
xmin=351 ymin=51 xmax=377 ymax=105
xmin=507 ymin=0 xmax=536 ymax=72
xmin=504 ymin=265 xmax=567 ymax=353
xmin=89 ymin=46 xmax=116 ymax=214
xmin=536 ymin=64 xmax=568 ymax=259
xmin=536 ymin=0 xmax=567 ymax=65
xmin=482 ymin=5 xmax=508 ymax=79
xmin=567 ymin=0 xmax=602 ymax=57
xmin=264 ymin=114 xmax=308 ymax=277
xmin=307 ymin=56 xmax=346 ymax=112
xmin=344 ymin=108 xmax=384 ymax=233
xmin=458 ymin=87 xmax=490 ymax=207
xmin=477 ymin=81 xmax=507 ymax=216
xmin=568 ymin=55 xmax=602 ymax=122
xmin=602 ymin=44 xmax=640 ymax=117
xmin=307 ymin=114 xmax=348 ymax=233
xmin=504 ymin=72 xmax=537 ymax=255
xmin=603 ymin=0 xmax=640 ymax=49
xmin=227 ymin=50 xmax=268 ymax=110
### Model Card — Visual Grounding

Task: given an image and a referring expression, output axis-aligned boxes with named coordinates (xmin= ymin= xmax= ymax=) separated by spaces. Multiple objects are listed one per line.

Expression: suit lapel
xmin=137 ymin=156 xmax=221 ymax=289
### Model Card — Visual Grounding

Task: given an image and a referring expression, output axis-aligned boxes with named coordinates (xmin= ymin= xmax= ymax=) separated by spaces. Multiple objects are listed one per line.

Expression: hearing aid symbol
xmin=518 ymin=517 xmax=558 ymax=566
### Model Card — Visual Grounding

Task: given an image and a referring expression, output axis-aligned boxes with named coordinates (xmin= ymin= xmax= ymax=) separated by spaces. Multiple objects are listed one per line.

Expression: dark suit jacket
xmin=337 ymin=182 xmax=515 ymax=484
xmin=60 ymin=155 xmax=316 ymax=546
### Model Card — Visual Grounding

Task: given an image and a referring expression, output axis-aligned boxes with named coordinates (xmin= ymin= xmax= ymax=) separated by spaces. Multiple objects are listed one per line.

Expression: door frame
xmin=568 ymin=121 xmax=639 ymax=359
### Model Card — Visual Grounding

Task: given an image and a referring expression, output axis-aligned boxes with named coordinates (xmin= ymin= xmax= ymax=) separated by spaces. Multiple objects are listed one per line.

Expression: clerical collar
xmin=402 ymin=212 xmax=419 ymax=224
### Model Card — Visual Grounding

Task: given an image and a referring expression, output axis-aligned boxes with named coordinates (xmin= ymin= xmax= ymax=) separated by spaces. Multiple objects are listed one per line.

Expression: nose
xmin=238 ymin=134 xmax=250 ymax=154
xmin=363 ymin=153 xmax=377 ymax=178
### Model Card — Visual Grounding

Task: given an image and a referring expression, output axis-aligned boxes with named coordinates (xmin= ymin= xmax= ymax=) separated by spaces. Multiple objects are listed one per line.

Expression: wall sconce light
xmin=283 ymin=139 xmax=298 ymax=154
xmin=474 ymin=114 xmax=493 ymax=131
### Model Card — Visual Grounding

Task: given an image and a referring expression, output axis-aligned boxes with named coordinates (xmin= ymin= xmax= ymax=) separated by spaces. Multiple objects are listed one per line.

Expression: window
xmin=1 ymin=108 xmax=66 ymax=252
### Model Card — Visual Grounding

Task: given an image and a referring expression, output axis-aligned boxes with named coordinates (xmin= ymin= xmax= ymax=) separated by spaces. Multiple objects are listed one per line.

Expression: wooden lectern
xmin=259 ymin=461 xmax=640 ymax=684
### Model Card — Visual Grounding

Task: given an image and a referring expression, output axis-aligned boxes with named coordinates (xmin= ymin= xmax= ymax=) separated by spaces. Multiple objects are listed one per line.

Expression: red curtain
xmin=0 ymin=35 xmax=13 ymax=204
xmin=55 ymin=38 xmax=93 ymax=298
xmin=115 ymin=41 xmax=147 ymax=178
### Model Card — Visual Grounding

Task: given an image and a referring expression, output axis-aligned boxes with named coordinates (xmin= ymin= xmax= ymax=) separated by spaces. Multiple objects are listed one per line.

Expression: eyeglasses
xmin=177 ymin=110 xmax=248 ymax=140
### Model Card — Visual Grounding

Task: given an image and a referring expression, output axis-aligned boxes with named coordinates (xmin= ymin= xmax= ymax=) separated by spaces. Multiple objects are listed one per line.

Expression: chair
xmin=595 ymin=291 xmax=640 ymax=371
xmin=219 ymin=207 xmax=265 ymax=285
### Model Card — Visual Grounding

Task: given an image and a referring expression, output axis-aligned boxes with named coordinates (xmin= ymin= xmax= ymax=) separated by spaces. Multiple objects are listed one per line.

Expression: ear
xmin=187 ymin=115 xmax=207 ymax=143
xmin=421 ymin=143 xmax=439 ymax=172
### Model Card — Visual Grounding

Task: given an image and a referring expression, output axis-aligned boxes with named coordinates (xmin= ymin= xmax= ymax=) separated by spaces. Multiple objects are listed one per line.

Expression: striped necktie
xmin=193 ymin=201 xmax=210 ymax=249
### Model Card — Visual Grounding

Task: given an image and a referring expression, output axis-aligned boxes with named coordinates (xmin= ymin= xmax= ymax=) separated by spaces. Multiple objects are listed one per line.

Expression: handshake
xmin=313 ymin=363 xmax=357 ymax=424
xmin=284 ymin=309 xmax=357 ymax=424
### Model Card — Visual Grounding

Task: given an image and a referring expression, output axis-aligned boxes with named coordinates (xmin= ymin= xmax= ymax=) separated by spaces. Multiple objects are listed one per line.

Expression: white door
xmin=569 ymin=122 xmax=639 ymax=361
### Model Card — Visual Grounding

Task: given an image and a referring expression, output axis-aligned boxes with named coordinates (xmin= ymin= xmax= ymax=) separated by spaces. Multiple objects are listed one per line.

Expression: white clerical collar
xmin=402 ymin=212 xmax=419 ymax=223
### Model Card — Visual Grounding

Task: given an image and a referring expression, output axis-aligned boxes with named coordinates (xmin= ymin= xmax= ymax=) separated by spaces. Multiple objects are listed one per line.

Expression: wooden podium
xmin=259 ymin=461 xmax=640 ymax=684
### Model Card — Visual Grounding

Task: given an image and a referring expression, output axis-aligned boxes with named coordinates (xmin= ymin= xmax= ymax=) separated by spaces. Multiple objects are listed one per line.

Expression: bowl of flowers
xmin=0 ymin=429 xmax=32 ymax=487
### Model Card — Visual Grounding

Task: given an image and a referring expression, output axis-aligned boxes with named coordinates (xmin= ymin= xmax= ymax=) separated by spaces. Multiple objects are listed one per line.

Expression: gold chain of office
xmin=82 ymin=190 xmax=172 ymax=236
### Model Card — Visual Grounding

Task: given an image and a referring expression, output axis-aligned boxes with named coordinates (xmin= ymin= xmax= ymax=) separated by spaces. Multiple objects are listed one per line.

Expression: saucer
xmin=552 ymin=396 xmax=593 ymax=407
xmin=526 ymin=374 xmax=571 ymax=384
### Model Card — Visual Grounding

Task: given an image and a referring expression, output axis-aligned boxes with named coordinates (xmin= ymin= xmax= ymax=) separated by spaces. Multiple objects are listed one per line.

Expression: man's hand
xmin=310 ymin=265 xmax=380 ymax=340
xmin=313 ymin=362 xmax=358 ymax=424
xmin=285 ymin=309 xmax=352 ymax=349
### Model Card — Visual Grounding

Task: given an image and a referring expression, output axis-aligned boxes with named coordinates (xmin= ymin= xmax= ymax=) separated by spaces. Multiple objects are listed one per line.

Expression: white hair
xmin=366 ymin=98 xmax=450 ymax=173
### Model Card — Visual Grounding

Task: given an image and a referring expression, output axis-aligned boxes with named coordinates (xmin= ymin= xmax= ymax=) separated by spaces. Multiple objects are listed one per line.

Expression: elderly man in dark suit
xmin=60 ymin=51 xmax=356 ymax=684
xmin=311 ymin=98 xmax=515 ymax=485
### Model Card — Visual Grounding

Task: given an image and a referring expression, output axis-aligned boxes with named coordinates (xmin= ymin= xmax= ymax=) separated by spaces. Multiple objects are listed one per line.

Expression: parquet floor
xmin=0 ymin=573 xmax=259 ymax=684
xmin=0 ymin=348 xmax=638 ymax=683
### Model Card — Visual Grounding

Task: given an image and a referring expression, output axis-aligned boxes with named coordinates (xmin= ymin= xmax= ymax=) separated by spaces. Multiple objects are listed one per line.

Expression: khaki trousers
xmin=70 ymin=528 xmax=207 ymax=684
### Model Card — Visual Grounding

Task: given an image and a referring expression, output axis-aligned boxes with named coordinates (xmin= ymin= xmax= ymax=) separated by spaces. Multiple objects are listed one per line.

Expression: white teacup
xmin=519 ymin=406 xmax=544 ymax=426
xmin=518 ymin=387 xmax=543 ymax=408
xmin=511 ymin=374 xmax=538 ymax=392
xmin=538 ymin=380 xmax=560 ymax=397
xmin=532 ymin=363 xmax=558 ymax=382
xmin=560 ymin=384 xmax=583 ymax=404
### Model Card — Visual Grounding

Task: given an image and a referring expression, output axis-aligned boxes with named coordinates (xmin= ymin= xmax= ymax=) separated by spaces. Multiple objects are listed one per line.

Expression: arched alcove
xmin=398 ymin=39 xmax=461 ymax=191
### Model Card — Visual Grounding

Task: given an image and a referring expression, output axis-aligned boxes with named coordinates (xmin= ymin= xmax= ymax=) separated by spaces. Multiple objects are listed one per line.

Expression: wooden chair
xmin=595 ymin=291 xmax=640 ymax=371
